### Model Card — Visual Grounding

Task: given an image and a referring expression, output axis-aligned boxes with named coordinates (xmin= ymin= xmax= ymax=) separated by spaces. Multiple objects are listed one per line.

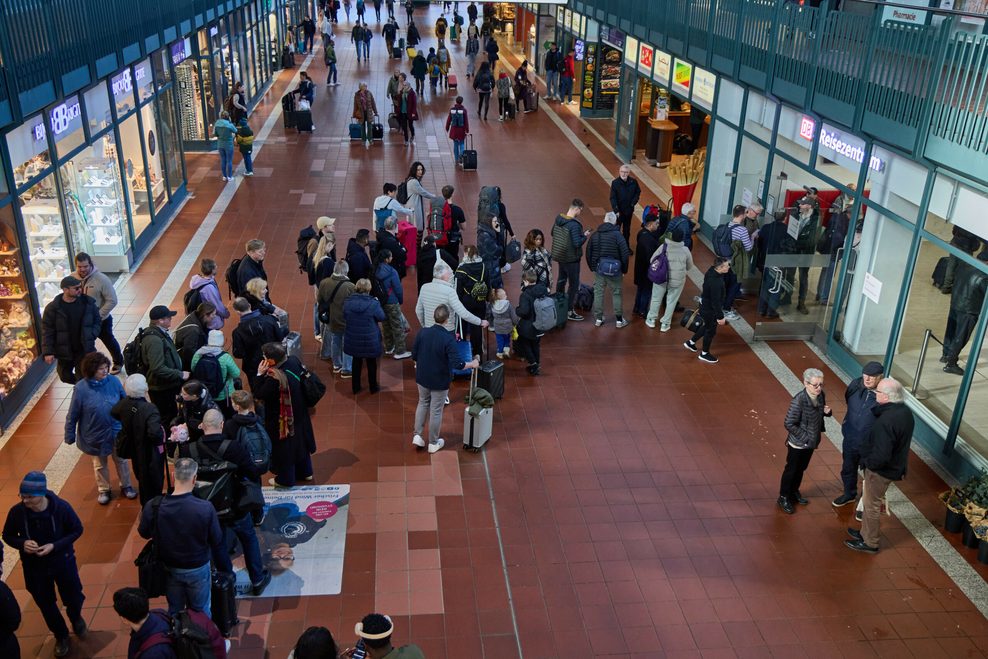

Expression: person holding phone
xmin=342 ymin=613 xmax=424 ymax=658
xmin=777 ymin=368 xmax=832 ymax=515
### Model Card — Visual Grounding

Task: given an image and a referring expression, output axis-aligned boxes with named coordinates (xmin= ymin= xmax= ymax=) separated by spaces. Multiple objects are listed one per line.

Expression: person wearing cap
xmin=609 ymin=164 xmax=642 ymax=248
xmin=41 ymin=275 xmax=102 ymax=384
xmin=786 ymin=197 xmax=819 ymax=315
xmin=802 ymin=185 xmax=821 ymax=210
xmin=352 ymin=613 xmax=424 ymax=659
xmin=190 ymin=329 xmax=242 ymax=415
xmin=141 ymin=306 xmax=189 ymax=424
xmin=833 ymin=361 xmax=884 ymax=507
xmin=632 ymin=212 xmax=663 ymax=317
xmin=2 ymin=471 xmax=87 ymax=658
xmin=111 ymin=374 xmax=166 ymax=506
xmin=74 ymin=252 xmax=124 ymax=374
xmin=667 ymin=202 xmax=697 ymax=250
xmin=65 ymin=351 xmax=135 ymax=505
xmin=646 ymin=226 xmax=694 ymax=331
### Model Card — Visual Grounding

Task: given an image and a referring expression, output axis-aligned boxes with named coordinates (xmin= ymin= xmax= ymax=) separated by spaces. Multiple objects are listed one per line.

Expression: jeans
xmin=861 ymin=469 xmax=892 ymax=548
xmin=218 ymin=146 xmax=234 ymax=179
xmin=215 ymin=513 xmax=265 ymax=584
xmin=241 ymin=150 xmax=253 ymax=174
xmin=91 ymin=449 xmax=133 ymax=493
xmin=495 ymin=333 xmax=511 ymax=353
xmin=546 ymin=70 xmax=559 ymax=99
xmin=326 ymin=62 xmax=338 ymax=84
xmin=840 ymin=438 xmax=862 ymax=498
xmin=304 ymin=33 xmax=314 ymax=53
xmin=943 ymin=308 xmax=978 ymax=365
xmin=99 ymin=315 xmax=124 ymax=366
xmin=592 ymin=273 xmax=624 ymax=321
xmin=312 ymin=287 xmax=321 ymax=336
xmin=351 ymin=356 xmax=378 ymax=392
xmin=556 ymin=261 xmax=581 ymax=312
xmin=467 ymin=54 xmax=477 ymax=77
xmin=165 ymin=562 xmax=212 ymax=619
xmin=24 ymin=559 xmax=85 ymax=640
xmin=331 ymin=332 xmax=353 ymax=372
xmin=382 ymin=303 xmax=407 ymax=353
xmin=560 ymin=76 xmax=574 ymax=103
xmin=453 ymin=139 xmax=465 ymax=162
xmin=414 ymin=384 xmax=447 ymax=444
xmin=779 ymin=445 xmax=814 ymax=502
xmin=647 ymin=281 xmax=686 ymax=327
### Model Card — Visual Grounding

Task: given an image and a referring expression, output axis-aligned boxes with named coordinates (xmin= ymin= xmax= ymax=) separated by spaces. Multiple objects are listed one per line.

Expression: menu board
xmin=598 ymin=44 xmax=622 ymax=110
xmin=581 ymin=43 xmax=597 ymax=109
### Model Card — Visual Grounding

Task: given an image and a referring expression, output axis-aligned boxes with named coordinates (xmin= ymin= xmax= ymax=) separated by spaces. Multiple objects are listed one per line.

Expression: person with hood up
xmin=190 ymin=329 xmax=242 ymax=415
xmin=375 ymin=249 xmax=410 ymax=360
xmin=187 ymin=258 xmax=229 ymax=330
xmin=352 ymin=82 xmax=379 ymax=147
xmin=65 ymin=351 xmax=133 ymax=505
xmin=111 ymin=374 xmax=165 ymax=506
xmin=488 ymin=288 xmax=519 ymax=358
xmin=346 ymin=229 xmax=373 ymax=283
xmin=342 ymin=279 xmax=387 ymax=394
xmin=445 ymin=96 xmax=470 ymax=165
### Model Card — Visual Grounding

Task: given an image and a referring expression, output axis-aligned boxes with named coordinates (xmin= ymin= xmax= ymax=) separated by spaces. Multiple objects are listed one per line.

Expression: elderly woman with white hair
xmin=111 ymin=374 xmax=166 ymax=505
xmin=190 ymin=330 xmax=242 ymax=417
xmin=777 ymin=367 xmax=833 ymax=515
xmin=352 ymin=82 xmax=379 ymax=147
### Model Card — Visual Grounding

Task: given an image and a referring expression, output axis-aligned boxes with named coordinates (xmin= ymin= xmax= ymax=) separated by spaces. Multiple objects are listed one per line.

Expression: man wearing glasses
xmin=41 ymin=275 xmax=102 ymax=384
xmin=778 ymin=368 xmax=832 ymax=515
xmin=846 ymin=378 xmax=914 ymax=554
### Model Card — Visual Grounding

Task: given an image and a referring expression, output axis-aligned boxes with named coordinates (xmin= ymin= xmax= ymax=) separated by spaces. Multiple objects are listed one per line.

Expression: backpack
xmin=188 ymin=440 xmax=238 ymax=522
xmin=396 ymin=178 xmax=410 ymax=204
xmin=426 ymin=205 xmax=445 ymax=243
xmin=286 ymin=366 xmax=327 ymax=408
xmin=237 ymin=422 xmax=271 ymax=474
xmin=550 ymin=221 xmax=574 ymax=263
xmin=478 ymin=186 xmax=500 ymax=222
xmin=575 ymin=283 xmax=594 ymax=311
xmin=224 ymin=256 xmax=243 ymax=298
xmin=138 ymin=610 xmax=218 ymax=659
xmin=296 ymin=226 xmax=317 ymax=273
xmin=533 ymin=295 xmax=557 ymax=333
xmin=476 ymin=71 xmax=492 ymax=92
xmin=191 ymin=352 xmax=226 ymax=400
xmin=459 ymin=264 xmax=489 ymax=303
xmin=370 ymin=273 xmax=391 ymax=307
xmin=712 ymin=223 xmax=734 ymax=258
xmin=183 ymin=281 xmax=215 ymax=315
xmin=648 ymin=244 xmax=670 ymax=285
xmin=450 ymin=108 xmax=465 ymax=128
xmin=123 ymin=328 xmax=150 ymax=376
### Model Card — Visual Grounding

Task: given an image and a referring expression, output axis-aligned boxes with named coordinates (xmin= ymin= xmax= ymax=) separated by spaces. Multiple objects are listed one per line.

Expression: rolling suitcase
xmin=505 ymin=100 xmax=516 ymax=120
xmin=372 ymin=118 xmax=384 ymax=141
xmin=273 ymin=306 xmax=290 ymax=333
xmin=526 ymin=88 xmax=538 ymax=112
xmin=461 ymin=134 xmax=477 ymax=171
xmin=447 ymin=73 xmax=458 ymax=89
xmin=463 ymin=369 xmax=493 ymax=452
xmin=282 ymin=94 xmax=297 ymax=128
xmin=282 ymin=331 xmax=303 ymax=361
xmin=349 ymin=120 xmax=362 ymax=140
xmin=295 ymin=110 xmax=313 ymax=133
xmin=392 ymin=45 xmax=402 ymax=59
xmin=388 ymin=112 xmax=400 ymax=131
xmin=399 ymin=37 xmax=405 ymax=50
xmin=476 ymin=332 xmax=504 ymax=399
xmin=552 ymin=292 xmax=569 ymax=329
xmin=211 ymin=571 xmax=239 ymax=636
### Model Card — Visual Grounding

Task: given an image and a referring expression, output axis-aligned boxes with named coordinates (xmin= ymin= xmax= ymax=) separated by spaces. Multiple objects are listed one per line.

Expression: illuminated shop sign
xmin=799 ymin=115 xmax=815 ymax=141
xmin=820 ymin=127 xmax=886 ymax=173
xmin=33 ymin=101 xmax=82 ymax=142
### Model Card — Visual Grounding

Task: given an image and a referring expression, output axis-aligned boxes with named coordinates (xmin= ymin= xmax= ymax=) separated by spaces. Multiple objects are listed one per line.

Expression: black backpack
xmin=183 ymin=281 xmax=217 ymax=315
xmin=191 ymin=352 xmax=226 ymax=400
xmin=713 ymin=223 xmax=734 ymax=258
xmin=138 ymin=610 xmax=217 ymax=659
xmin=296 ymin=225 xmax=317 ymax=274
xmin=286 ymin=366 xmax=327 ymax=408
xmin=224 ymin=256 xmax=244 ymax=299
xmin=396 ymin=178 xmax=411 ymax=204
xmin=237 ymin=422 xmax=272 ymax=474
xmin=123 ymin=328 xmax=150 ymax=376
xmin=188 ymin=440 xmax=239 ymax=522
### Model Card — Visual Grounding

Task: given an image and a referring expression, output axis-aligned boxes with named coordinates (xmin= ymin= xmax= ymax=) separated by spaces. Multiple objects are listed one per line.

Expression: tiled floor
xmin=4 ymin=6 xmax=988 ymax=658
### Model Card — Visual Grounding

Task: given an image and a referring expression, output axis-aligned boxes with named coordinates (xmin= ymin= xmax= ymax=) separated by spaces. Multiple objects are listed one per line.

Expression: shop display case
xmin=63 ymin=148 xmax=131 ymax=271
xmin=0 ymin=210 xmax=41 ymax=402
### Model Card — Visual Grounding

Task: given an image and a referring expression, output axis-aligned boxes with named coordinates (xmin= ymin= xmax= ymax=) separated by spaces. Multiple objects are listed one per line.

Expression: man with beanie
xmin=833 ymin=361 xmax=884 ymax=508
xmin=74 ymin=252 xmax=124 ymax=373
xmin=550 ymin=199 xmax=591 ymax=321
xmin=2 ymin=472 xmax=86 ymax=658
xmin=355 ymin=612 xmax=425 ymax=659
xmin=141 ymin=306 xmax=188 ymax=424
xmin=41 ymin=275 xmax=102 ymax=384
xmin=111 ymin=374 xmax=165 ymax=506
xmin=586 ymin=211 xmax=632 ymax=328
xmin=608 ymin=165 xmax=641 ymax=247
xmin=190 ymin=329 xmax=242 ymax=414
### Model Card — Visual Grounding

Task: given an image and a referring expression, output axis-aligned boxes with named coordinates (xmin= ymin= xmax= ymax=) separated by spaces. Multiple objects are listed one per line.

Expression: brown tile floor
xmin=4 ymin=6 xmax=988 ymax=658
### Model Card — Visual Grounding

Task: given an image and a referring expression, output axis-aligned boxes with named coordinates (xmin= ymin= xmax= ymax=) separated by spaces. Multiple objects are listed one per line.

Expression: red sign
xmin=799 ymin=115 xmax=815 ymax=141
xmin=640 ymin=45 xmax=653 ymax=70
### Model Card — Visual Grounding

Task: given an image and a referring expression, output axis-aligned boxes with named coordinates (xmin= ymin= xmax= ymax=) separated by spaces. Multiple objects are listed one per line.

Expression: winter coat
xmin=386 ymin=74 xmax=402 ymax=103
xmin=544 ymin=48 xmax=562 ymax=72
xmin=127 ymin=611 xmax=178 ymax=659
xmin=516 ymin=282 xmax=549 ymax=340
xmin=407 ymin=24 xmax=420 ymax=47
xmin=949 ymin=260 xmax=988 ymax=314
xmin=411 ymin=324 xmax=465 ymax=391
xmin=473 ymin=69 xmax=494 ymax=94
xmin=345 ymin=238 xmax=372 ymax=283
xmin=666 ymin=214 xmax=695 ymax=249
xmin=190 ymin=346 xmax=242 ymax=402
xmin=188 ymin=275 xmax=229 ymax=329
xmin=376 ymin=230 xmax=408 ymax=279
xmin=235 ymin=255 xmax=268 ymax=299
xmin=0 ymin=580 xmax=19 ymax=658
xmin=74 ymin=266 xmax=117 ymax=320
xmin=231 ymin=311 xmax=286 ymax=384
xmin=586 ymin=222 xmax=631 ymax=274
xmin=550 ymin=214 xmax=586 ymax=264
xmin=213 ymin=119 xmax=236 ymax=149
xmin=476 ymin=225 xmax=502 ymax=280
xmin=788 ymin=209 xmax=819 ymax=254
xmin=174 ymin=312 xmax=209 ymax=372
xmin=2 ymin=492 xmax=83 ymax=569
xmin=253 ymin=355 xmax=316 ymax=457
xmin=455 ymin=260 xmax=490 ymax=319
xmin=417 ymin=278 xmax=483 ymax=331
xmin=651 ymin=238 xmax=693 ymax=290
xmin=485 ymin=39 xmax=499 ymax=62
xmin=41 ymin=294 xmax=101 ymax=361
xmin=466 ymin=36 xmax=480 ymax=57
xmin=522 ymin=248 xmax=552 ymax=289
xmin=783 ymin=389 xmax=831 ymax=450
xmin=411 ymin=54 xmax=428 ymax=79
xmin=65 ymin=375 xmax=125 ymax=456
xmin=110 ymin=396 xmax=164 ymax=492
xmin=235 ymin=123 xmax=254 ymax=154
xmin=860 ymin=402 xmax=914 ymax=481
xmin=445 ymin=103 xmax=469 ymax=141
xmin=352 ymin=90 xmax=378 ymax=122
xmin=488 ymin=299 xmax=519 ymax=335
xmin=496 ymin=75 xmax=511 ymax=99
xmin=342 ymin=293 xmax=386 ymax=358
xmin=417 ymin=246 xmax=457 ymax=292
xmin=141 ymin=325 xmax=184 ymax=391
xmin=842 ymin=377 xmax=880 ymax=446
xmin=609 ymin=176 xmax=642 ymax=215
xmin=698 ymin=266 xmax=727 ymax=319
xmin=633 ymin=228 xmax=663 ymax=287
xmin=244 ymin=291 xmax=275 ymax=316
xmin=406 ymin=177 xmax=441 ymax=232
xmin=375 ymin=262 xmax=403 ymax=305
xmin=172 ymin=390 xmax=218 ymax=444
xmin=397 ymin=87 xmax=418 ymax=119
xmin=317 ymin=275 xmax=357 ymax=334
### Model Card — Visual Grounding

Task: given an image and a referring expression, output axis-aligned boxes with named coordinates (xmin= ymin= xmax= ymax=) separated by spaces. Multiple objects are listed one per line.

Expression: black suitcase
xmin=477 ymin=333 xmax=504 ymax=400
xmin=282 ymin=46 xmax=295 ymax=69
xmin=372 ymin=121 xmax=384 ymax=140
xmin=552 ymin=292 xmax=569 ymax=329
xmin=211 ymin=571 xmax=239 ymax=636
xmin=392 ymin=45 xmax=402 ymax=59
xmin=282 ymin=94 xmax=297 ymax=128
xmin=505 ymin=100 xmax=516 ymax=120
xmin=296 ymin=109 xmax=314 ymax=133
xmin=932 ymin=256 xmax=949 ymax=289
xmin=461 ymin=134 xmax=477 ymax=171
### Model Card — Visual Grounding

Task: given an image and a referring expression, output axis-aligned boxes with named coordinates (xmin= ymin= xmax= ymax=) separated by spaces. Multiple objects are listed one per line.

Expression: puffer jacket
xmin=455 ymin=260 xmax=490 ymax=319
xmin=375 ymin=262 xmax=403 ymax=305
xmin=550 ymin=214 xmax=586 ymax=264
xmin=317 ymin=275 xmax=356 ymax=334
xmin=783 ymin=389 xmax=831 ymax=450
xmin=41 ymin=295 xmax=101 ymax=361
xmin=653 ymin=238 xmax=694 ymax=290
xmin=346 ymin=238 xmax=372 ymax=283
xmin=342 ymin=293 xmax=386 ymax=358
xmin=477 ymin=223 xmax=504 ymax=289
xmin=516 ymin=282 xmax=549 ymax=340
xmin=190 ymin=346 xmax=242 ymax=402
xmin=586 ymin=222 xmax=631 ymax=274
xmin=65 ymin=376 xmax=125 ymax=456
xmin=141 ymin=325 xmax=184 ymax=391
xmin=488 ymin=299 xmax=519 ymax=335
xmin=174 ymin=312 xmax=209 ymax=371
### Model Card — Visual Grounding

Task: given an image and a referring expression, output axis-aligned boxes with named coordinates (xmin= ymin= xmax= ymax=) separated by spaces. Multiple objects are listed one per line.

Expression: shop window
xmin=702 ymin=121 xmax=738 ymax=228
xmin=156 ymin=89 xmax=185 ymax=198
xmin=868 ymin=146 xmax=926 ymax=223
xmin=118 ymin=114 xmax=152 ymax=239
xmin=111 ymin=67 xmax=138 ymax=118
xmin=48 ymin=95 xmax=86 ymax=160
xmin=84 ymin=82 xmax=112 ymax=136
xmin=734 ymin=136 xmax=769 ymax=215
xmin=743 ymin=92 xmax=776 ymax=143
xmin=0 ymin=204 xmax=40 ymax=399
xmin=7 ymin=120 xmax=52 ymax=189
xmin=0 ymin=159 xmax=8 ymax=201
xmin=153 ymin=48 xmax=172 ymax=89
xmin=58 ymin=136 xmax=131 ymax=273
xmin=139 ymin=104 xmax=168 ymax=214
xmin=716 ymin=78 xmax=743 ymax=126
xmin=957 ymin=331 xmax=988 ymax=458
xmin=175 ymin=56 xmax=208 ymax=142
xmin=135 ymin=59 xmax=155 ymax=105
xmin=19 ymin=178 xmax=72 ymax=309
xmin=776 ymin=106 xmax=813 ymax=167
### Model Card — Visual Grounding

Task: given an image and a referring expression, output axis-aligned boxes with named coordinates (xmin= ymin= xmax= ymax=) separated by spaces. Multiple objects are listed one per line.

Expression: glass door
xmin=615 ymin=66 xmax=638 ymax=162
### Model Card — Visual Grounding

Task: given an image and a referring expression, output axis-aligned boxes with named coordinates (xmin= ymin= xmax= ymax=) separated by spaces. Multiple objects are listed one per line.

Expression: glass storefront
xmin=0 ymin=204 xmax=40 ymax=401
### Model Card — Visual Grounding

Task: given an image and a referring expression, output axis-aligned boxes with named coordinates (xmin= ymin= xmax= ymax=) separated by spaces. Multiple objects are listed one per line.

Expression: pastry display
xmin=0 ymin=223 xmax=39 ymax=400
xmin=0 ymin=349 xmax=35 ymax=399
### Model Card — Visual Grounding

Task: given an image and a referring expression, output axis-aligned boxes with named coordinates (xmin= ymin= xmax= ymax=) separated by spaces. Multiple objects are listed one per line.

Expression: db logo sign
xmin=799 ymin=115 xmax=815 ymax=141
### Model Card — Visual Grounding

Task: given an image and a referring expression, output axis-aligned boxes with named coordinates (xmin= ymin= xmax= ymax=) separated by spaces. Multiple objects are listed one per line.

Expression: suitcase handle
xmin=467 ymin=133 xmax=473 ymax=150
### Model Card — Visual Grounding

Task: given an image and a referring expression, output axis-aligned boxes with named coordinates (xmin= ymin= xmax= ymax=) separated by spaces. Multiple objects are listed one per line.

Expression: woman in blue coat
xmin=343 ymin=278 xmax=386 ymax=395
xmin=64 ymin=352 xmax=135 ymax=505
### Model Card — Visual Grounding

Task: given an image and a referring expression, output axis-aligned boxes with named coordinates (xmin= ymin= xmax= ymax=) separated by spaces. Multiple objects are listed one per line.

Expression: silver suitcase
xmin=282 ymin=331 xmax=303 ymax=361
xmin=463 ymin=370 xmax=493 ymax=451
xmin=274 ymin=306 xmax=289 ymax=333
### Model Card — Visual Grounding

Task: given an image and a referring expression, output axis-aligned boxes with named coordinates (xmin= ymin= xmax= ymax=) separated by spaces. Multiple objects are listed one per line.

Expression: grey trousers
xmin=592 ymin=273 xmax=624 ymax=320
xmin=414 ymin=384 xmax=447 ymax=445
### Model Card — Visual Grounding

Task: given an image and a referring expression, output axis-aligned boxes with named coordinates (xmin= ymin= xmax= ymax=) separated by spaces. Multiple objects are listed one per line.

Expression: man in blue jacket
xmin=411 ymin=305 xmax=479 ymax=453
xmin=2 ymin=471 xmax=86 ymax=658
xmin=833 ymin=361 xmax=884 ymax=508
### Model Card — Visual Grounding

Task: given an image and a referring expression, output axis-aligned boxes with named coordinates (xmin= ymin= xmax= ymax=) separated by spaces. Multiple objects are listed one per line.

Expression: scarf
xmin=358 ymin=90 xmax=371 ymax=113
xmin=268 ymin=367 xmax=295 ymax=439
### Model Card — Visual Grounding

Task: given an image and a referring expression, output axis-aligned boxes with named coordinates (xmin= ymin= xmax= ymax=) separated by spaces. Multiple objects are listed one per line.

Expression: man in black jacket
xmin=543 ymin=42 xmax=562 ymax=101
xmin=376 ymin=218 xmax=408 ymax=279
xmin=685 ymin=258 xmax=730 ymax=364
xmin=941 ymin=259 xmax=987 ymax=375
xmin=346 ymin=230 xmax=373 ymax=283
xmin=832 ymin=361 xmax=883 ymax=508
xmin=235 ymin=239 xmax=269 ymax=299
xmin=633 ymin=214 xmax=663 ymax=317
xmin=609 ymin=165 xmax=642 ymax=247
xmin=174 ymin=302 xmax=217 ymax=371
xmin=550 ymin=199 xmax=591 ymax=321
xmin=586 ymin=212 xmax=632 ymax=328
xmin=41 ymin=276 xmax=102 ymax=384
xmin=846 ymin=378 xmax=914 ymax=554
xmin=231 ymin=297 xmax=288 ymax=388
xmin=515 ymin=272 xmax=549 ymax=375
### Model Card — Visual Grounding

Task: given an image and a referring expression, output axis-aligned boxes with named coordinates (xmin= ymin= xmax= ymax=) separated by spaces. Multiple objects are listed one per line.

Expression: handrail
xmin=913 ymin=328 xmax=944 ymax=395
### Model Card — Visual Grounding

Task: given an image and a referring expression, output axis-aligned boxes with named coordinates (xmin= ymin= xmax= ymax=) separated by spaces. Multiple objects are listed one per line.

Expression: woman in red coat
xmin=445 ymin=96 xmax=470 ymax=166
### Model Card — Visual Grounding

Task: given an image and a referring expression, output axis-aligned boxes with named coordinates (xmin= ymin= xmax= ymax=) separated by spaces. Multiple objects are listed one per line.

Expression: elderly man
xmin=586 ymin=211 xmax=632 ymax=328
xmin=667 ymin=203 xmax=698 ymax=250
xmin=845 ymin=378 xmax=914 ymax=554
xmin=416 ymin=260 xmax=489 ymax=332
xmin=833 ymin=361 xmax=884 ymax=507
xmin=609 ymin=165 xmax=642 ymax=247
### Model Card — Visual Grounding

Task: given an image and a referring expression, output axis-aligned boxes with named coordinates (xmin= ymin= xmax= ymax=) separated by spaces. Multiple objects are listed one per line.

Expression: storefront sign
xmin=601 ymin=27 xmax=624 ymax=49
xmin=672 ymin=58 xmax=692 ymax=97
xmin=881 ymin=0 xmax=928 ymax=25
xmin=33 ymin=101 xmax=82 ymax=142
xmin=863 ymin=272 xmax=883 ymax=303
xmin=111 ymin=66 xmax=147 ymax=101
xmin=171 ymin=39 xmax=191 ymax=65
xmin=624 ymin=36 xmax=638 ymax=66
xmin=638 ymin=43 xmax=654 ymax=76
xmin=598 ymin=44 xmax=622 ymax=107
xmin=819 ymin=126 xmax=886 ymax=173
xmin=653 ymin=50 xmax=671 ymax=86
xmin=575 ymin=39 xmax=585 ymax=62
xmin=692 ymin=67 xmax=716 ymax=111
xmin=582 ymin=42 xmax=597 ymax=109
xmin=799 ymin=115 xmax=815 ymax=141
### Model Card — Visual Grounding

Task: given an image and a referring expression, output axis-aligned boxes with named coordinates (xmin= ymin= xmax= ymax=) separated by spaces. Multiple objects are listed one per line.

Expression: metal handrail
xmin=913 ymin=328 xmax=944 ymax=395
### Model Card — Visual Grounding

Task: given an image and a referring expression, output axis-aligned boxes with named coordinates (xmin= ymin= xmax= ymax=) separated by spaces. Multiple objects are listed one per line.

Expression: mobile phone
xmin=352 ymin=640 xmax=366 ymax=659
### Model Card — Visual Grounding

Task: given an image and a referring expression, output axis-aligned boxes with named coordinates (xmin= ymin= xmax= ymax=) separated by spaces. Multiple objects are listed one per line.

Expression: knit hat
xmin=207 ymin=330 xmax=225 ymax=348
xmin=671 ymin=227 xmax=685 ymax=243
xmin=20 ymin=471 xmax=47 ymax=497
xmin=124 ymin=373 xmax=149 ymax=398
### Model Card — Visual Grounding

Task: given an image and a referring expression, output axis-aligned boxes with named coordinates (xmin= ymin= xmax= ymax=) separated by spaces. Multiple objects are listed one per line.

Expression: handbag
xmin=679 ymin=308 xmax=704 ymax=332
xmin=596 ymin=257 xmax=621 ymax=277
xmin=134 ymin=496 xmax=168 ymax=597
xmin=237 ymin=479 xmax=265 ymax=514
xmin=298 ymin=99 xmax=311 ymax=111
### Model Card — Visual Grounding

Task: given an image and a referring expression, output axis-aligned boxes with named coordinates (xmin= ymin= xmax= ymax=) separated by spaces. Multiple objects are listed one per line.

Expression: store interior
xmin=0 ymin=205 xmax=38 ymax=401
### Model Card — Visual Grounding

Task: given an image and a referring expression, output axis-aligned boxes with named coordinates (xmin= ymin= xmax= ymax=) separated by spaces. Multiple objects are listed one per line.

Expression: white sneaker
xmin=385 ymin=347 xmax=395 ymax=355
xmin=412 ymin=434 xmax=426 ymax=448
xmin=724 ymin=310 xmax=740 ymax=321
xmin=444 ymin=395 xmax=450 ymax=405
xmin=660 ymin=323 xmax=671 ymax=332
xmin=245 ymin=172 xmax=254 ymax=177
xmin=393 ymin=351 xmax=412 ymax=360
xmin=428 ymin=438 xmax=445 ymax=454
xmin=594 ymin=318 xmax=604 ymax=327
xmin=503 ymin=347 xmax=510 ymax=358
xmin=645 ymin=319 xmax=656 ymax=328
xmin=615 ymin=318 xmax=629 ymax=329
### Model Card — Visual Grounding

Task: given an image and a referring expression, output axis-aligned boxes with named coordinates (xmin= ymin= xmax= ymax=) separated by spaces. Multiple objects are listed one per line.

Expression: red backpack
xmin=434 ymin=202 xmax=454 ymax=246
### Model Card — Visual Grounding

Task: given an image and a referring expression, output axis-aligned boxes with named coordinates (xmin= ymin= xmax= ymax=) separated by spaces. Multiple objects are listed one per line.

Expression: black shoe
xmin=352 ymin=387 xmax=363 ymax=395
xmin=797 ymin=304 xmax=809 ymax=315
xmin=252 ymin=571 xmax=272 ymax=596
xmin=844 ymin=539 xmax=878 ymax=554
xmin=683 ymin=340 xmax=698 ymax=353
xmin=567 ymin=311 xmax=584 ymax=322
xmin=777 ymin=496 xmax=795 ymax=515
xmin=698 ymin=352 xmax=718 ymax=364
xmin=943 ymin=364 xmax=964 ymax=375
xmin=72 ymin=618 xmax=88 ymax=637
xmin=370 ymin=385 xmax=381 ymax=394
xmin=54 ymin=638 xmax=71 ymax=658
xmin=939 ymin=355 xmax=948 ymax=363
xmin=846 ymin=527 xmax=863 ymax=541
xmin=832 ymin=493 xmax=856 ymax=507
xmin=794 ymin=493 xmax=809 ymax=505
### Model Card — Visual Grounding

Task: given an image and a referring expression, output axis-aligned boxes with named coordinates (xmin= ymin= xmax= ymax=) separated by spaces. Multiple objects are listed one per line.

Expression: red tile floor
xmin=5 ymin=6 xmax=988 ymax=658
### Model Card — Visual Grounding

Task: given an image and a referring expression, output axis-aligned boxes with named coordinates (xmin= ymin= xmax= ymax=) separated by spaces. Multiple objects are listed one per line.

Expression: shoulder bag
xmin=134 ymin=496 xmax=168 ymax=597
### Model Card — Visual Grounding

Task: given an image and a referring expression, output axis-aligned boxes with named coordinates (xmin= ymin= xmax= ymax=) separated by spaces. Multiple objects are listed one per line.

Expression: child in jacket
xmin=235 ymin=118 xmax=254 ymax=176
xmin=487 ymin=288 xmax=519 ymax=358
